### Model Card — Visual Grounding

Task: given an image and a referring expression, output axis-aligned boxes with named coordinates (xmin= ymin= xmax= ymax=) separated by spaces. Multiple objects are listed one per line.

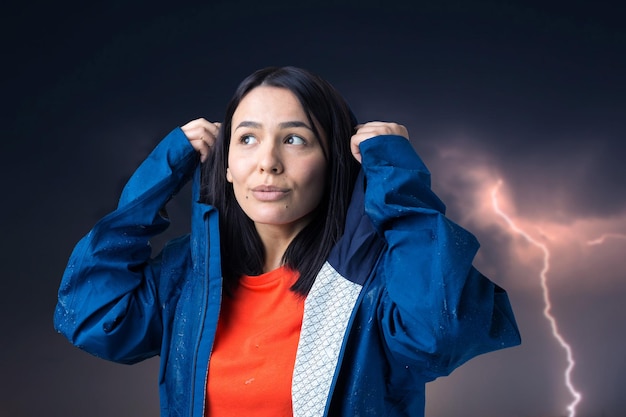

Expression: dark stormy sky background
xmin=2 ymin=1 xmax=625 ymax=416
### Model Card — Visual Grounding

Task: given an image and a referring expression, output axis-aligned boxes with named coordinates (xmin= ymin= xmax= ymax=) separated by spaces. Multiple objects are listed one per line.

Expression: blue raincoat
xmin=54 ymin=128 xmax=520 ymax=416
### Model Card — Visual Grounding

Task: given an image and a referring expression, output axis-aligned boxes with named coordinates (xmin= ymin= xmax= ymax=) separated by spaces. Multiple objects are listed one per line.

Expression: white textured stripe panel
xmin=291 ymin=262 xmax=363 ymax=417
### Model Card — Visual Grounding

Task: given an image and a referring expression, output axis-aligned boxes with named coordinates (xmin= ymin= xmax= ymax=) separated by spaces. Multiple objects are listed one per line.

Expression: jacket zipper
xmin=189 ymin=216 xmax=212 ymax=417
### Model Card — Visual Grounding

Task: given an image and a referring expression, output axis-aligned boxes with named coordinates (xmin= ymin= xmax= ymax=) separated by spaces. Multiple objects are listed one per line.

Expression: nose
xmin=258 ymin=141 xmax=283 ymax=174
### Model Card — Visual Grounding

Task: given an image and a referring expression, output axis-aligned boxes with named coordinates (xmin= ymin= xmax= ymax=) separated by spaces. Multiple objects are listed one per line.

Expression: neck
xmin=255 ymin=222 xmax=305 ymax=273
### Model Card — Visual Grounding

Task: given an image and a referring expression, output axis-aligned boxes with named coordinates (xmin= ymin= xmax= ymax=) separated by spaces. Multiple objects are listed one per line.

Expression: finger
xmin=350 ymin=140 xmax=362 ymax=163
xmin=189 ymin=137 xmax=210 ymax=163
xmin=204 ymin=122 xmax=221 ymax=143
xmin=208 ymin=121 xmax=221 ymax=133
xmin=350 ymin=133 xmax=368 ymax=164
xmin=355 ymin=122 xmax=409 ymax=139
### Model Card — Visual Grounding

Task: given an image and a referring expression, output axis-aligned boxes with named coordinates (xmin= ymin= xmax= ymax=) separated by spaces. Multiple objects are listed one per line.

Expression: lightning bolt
xmin=491 ymin=180 xmax=582 ymax=417
xmin=586 ymin=233 xmax=626 ymax=246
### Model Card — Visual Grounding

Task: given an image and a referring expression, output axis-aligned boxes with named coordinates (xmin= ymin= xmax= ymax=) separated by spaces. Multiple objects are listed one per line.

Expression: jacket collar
xmin=327 ymin=170 xmax=386 ymax=285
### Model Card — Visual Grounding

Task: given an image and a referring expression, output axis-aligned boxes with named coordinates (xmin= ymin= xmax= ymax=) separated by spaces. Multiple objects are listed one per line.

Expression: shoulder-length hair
xmin=200 ymin=66 xmax=360 ymax=296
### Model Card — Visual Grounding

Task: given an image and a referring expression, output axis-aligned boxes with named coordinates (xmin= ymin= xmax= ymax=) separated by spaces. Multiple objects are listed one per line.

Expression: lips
xmin=250 ymin=185 xmax=290 ymax=201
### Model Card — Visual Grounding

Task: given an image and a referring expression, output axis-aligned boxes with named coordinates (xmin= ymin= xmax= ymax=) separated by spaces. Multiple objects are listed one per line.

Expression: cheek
xmin=226 ymin=150 xmax=248 ymax=185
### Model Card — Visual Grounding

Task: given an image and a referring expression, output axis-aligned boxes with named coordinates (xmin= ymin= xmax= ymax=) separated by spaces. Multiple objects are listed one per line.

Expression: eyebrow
xmin=234 ymin=120 xmax=314 ymax=131
xmin=279 ymin=121 xmax=313 ymax=130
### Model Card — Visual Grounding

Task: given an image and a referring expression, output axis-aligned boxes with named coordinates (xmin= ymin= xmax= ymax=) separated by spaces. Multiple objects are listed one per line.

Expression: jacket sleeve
xmin=360 ymin=135 xmax=521 ymax=379
xmin=53 ymin=127 xmax=198 ymax=364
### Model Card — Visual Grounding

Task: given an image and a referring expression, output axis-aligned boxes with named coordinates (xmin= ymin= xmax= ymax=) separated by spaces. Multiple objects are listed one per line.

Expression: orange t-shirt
xmin=206 ymin=266 xmax=305 ymax=417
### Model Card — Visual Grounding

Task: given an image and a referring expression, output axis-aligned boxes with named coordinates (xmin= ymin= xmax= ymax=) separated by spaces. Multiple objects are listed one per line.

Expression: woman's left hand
xmin=351 ymin=121 xmax=409 ymax=163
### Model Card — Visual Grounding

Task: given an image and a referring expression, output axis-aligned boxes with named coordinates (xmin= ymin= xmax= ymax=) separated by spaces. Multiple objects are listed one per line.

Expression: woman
xmin=54 ymin=66 xmax=520 ymax=417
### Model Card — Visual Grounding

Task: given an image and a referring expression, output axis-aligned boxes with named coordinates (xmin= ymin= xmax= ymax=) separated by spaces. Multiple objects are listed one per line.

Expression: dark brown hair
xmin=200 ymin=66 xmax=360 ymax=295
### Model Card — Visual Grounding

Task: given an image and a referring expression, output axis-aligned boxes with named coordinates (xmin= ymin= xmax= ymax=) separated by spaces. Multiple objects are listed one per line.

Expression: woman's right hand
xmin=181 ymin=118 xmax=221 ymax=163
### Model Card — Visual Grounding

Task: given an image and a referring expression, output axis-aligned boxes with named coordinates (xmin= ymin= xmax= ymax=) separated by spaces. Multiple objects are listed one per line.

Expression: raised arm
xmin=353 ymin=123 xmax=520 ymax=378
xmin=54 ymin=122 xmax=218 ymax=363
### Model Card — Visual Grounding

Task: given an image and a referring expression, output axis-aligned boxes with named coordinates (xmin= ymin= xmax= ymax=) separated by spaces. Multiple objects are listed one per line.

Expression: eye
xmin=240 ymin=134 xmax=257 ymax=145
xmin=285 ymin=135 xmax=306 ymax=145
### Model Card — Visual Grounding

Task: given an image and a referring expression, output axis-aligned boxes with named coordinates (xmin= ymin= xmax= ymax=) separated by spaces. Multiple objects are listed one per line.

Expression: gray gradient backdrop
xmin=2 ymin=1 xmax=625 ymax=416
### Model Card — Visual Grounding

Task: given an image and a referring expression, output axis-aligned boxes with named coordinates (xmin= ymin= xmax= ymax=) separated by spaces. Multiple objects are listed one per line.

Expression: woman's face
xmin=227 ymin=86 xmax=327 ymax=237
